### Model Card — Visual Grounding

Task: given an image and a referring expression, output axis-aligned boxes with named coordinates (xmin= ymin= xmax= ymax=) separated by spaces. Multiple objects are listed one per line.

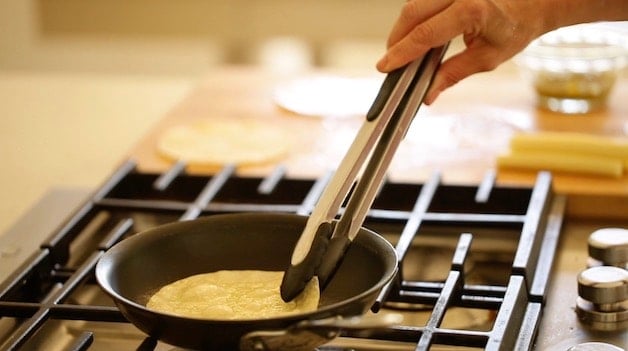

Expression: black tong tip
xmin=280 ymin=222 xmax=333 ymax=301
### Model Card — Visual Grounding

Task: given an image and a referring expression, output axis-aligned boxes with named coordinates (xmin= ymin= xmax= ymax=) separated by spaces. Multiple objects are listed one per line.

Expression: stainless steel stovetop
xmin=0 ymin=160 xmax=626 ymax=350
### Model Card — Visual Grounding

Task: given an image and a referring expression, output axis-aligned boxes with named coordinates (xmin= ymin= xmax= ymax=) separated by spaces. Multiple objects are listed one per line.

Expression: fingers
xmin=424 ymin=48 xmax=502 ymax=105
xmin=377 ymin=0 xmax=469 ymax=72
xmin=386 ymin=0 xmax=456 ymax=48
xmin=378 ymin=0 xmax=534 ymax=104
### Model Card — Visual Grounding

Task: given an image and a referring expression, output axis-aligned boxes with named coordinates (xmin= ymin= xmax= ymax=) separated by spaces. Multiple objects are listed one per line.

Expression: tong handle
xmin=294 ymin=60 xmax=422 ymax=257
xmin=279 ymin=66 xmax=412 ymax=301
xmin=316 ymin=45 xmax=449 ymax=286
xmin=366 ymin=66 xmax=407 ymax=121
xmin=280 ymin=63 xmax=418 ymax=302
xmin=281 ymin=45 xmax=448 ymax=301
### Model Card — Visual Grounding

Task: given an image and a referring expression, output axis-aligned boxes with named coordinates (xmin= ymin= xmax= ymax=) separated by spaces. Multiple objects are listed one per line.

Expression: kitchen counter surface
xmin=127 ymin=63 xmax=628 ymax=219
xmin=1 ymin=61 xmax=626 ymax=237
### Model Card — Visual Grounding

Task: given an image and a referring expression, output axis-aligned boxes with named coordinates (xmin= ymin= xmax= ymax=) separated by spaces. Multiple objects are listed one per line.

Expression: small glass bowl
xmin=515 ymin=25 xmax=627 ymax=114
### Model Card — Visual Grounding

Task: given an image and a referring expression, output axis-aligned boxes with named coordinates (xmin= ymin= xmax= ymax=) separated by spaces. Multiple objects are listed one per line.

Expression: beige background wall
xmin=2 ymin=0 xmax=402 ymax=75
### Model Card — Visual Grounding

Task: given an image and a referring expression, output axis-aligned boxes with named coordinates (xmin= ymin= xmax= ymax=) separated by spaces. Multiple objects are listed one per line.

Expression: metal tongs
xmin=281 ymin=45 xmax=449 ymax=301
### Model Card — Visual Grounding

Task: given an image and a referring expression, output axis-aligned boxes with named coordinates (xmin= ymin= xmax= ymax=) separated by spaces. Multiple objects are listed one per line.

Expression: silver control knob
xmin=588 ymin=228 xmax=628 ymax=268
xmin=578 ymin=266 xmax=628 ymax=305
xmin=575 ymin=266 xmax=627 ymax=331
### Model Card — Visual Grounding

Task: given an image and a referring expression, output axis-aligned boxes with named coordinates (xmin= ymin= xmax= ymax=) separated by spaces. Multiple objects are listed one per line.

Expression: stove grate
xmin=0 ymin=160 xmax=565 ymax=351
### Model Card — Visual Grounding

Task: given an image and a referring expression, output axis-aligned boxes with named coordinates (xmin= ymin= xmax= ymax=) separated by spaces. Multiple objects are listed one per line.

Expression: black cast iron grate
xmin=0 ymin=159 xmax=565 ymax=351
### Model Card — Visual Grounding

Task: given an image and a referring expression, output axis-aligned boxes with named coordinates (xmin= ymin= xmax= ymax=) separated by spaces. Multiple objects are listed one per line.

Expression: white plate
xmin=273 ymin=75 xmax=384 ymax=118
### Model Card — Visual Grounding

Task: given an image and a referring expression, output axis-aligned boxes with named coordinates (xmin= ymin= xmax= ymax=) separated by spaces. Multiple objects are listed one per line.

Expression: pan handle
xmin=239 ymin=313 xmax=402 ymax=351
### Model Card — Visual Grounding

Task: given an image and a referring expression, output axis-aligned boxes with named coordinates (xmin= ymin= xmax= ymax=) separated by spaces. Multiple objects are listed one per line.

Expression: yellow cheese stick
xmin=497 ymin=151 xmax=624 ymax=178
xmin=510 ymin=132 xmax=628 ymax=160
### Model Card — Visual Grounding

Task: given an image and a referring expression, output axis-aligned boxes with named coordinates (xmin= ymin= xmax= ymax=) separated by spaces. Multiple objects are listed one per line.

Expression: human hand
xmin=376 ymin=0 xmax=547 ymax=104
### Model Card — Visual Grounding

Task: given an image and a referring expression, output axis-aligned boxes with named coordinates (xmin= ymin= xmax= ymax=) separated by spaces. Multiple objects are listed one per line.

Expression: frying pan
xmin=95 ymin=213 xmax=398 ymax=350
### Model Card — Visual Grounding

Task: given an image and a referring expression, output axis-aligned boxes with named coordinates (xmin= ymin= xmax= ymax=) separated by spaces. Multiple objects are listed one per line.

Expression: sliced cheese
xmin=497 ymin=150 xmax=624 ymax=178
xmin=510 ymin=132 xmax=628 ymax=160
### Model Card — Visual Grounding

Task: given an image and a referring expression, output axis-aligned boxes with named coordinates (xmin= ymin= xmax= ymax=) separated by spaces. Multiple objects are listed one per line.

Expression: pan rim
xmin=95 ymin=212 xmax=398 ymax=324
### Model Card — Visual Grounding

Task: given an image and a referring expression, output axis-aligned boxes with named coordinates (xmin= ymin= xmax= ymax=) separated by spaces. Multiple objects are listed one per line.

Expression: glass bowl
xmin=515 ymin=25 xmax=627 ymax=114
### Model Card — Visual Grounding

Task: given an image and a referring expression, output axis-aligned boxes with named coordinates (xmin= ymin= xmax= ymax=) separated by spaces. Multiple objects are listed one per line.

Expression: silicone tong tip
xmin=280 ymin=222 xmax=333 ymax=301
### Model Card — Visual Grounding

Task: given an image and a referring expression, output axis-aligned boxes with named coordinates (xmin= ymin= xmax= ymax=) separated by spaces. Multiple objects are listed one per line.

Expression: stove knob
xmin=567 ymin=342 xmax=625 ymax=351
xmin=588 ymin=228 xmax=628 ymax=268
xmin=578 ymin=266 xmax=628 ymax=305
xmin=575 ymin=266 xmax=627 ymax=331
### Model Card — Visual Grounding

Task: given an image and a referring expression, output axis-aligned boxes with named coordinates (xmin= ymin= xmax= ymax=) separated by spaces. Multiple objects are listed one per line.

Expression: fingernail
xmin=424 ymin=89 xmax=439 ymax=105
xmin=376 ymin=55 xmax=389 ymax=72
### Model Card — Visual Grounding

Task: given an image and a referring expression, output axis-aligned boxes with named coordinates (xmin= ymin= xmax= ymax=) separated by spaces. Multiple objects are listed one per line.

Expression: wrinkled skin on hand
xmin=377 ymin=0 xmax=628 ymax=104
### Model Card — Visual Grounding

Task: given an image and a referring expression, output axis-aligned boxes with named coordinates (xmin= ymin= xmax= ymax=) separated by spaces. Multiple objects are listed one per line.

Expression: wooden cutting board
xmin=127 ymin=65 xmax=628 ymax=219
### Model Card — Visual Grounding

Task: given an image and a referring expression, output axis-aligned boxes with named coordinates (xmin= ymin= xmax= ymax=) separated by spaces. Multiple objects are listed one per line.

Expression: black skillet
xmin=95 ymin=213 xmax=398 ymax=350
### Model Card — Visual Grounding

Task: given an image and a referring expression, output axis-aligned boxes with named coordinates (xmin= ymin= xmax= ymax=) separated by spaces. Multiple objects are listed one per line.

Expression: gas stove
xmin=0 ymin=160 xmax=626 ymax=350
